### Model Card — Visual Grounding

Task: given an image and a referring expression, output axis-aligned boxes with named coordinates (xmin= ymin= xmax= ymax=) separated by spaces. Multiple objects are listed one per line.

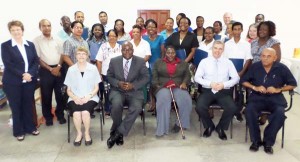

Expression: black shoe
xmin=58 ymin=118 xmax=66 ymax=124
xmin=46 ymin=121 xmax=53 ymax=126
xmin=259 ymin=114 xmax=267 ymax=125
xmin=116 ymin=134 xmax=124 ymax=146
xmin=85 ymin=139 xmax=93 ymax=146
xmin=73 ymin=137 xmax=83 ymax=146
xmin=90 ymin=114 xmax=96 ymax=119
xmin=249 ymin=141 xmax=263 ymax=152
xmin=235 ymin=113 xmax=244 ymax=122
xmin=215 ymin=128 xmax=227 ymax=140
xmin=264 ymin=145 xmax=273 ymax=154
xmin=203 ymin=126 xmax=215 ymax=137
xmin=107 ymin=131 xmax=123 ymax=149
xmin=171 ymin=124 xmax=180 ymax=133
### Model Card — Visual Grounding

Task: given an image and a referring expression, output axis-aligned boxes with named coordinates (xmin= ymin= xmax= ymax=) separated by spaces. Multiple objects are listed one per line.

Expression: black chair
xmin=196 ymin=83 xmax=238 ymax=139
xmin=104 ymin=82 xmax=147 ymax=136
xmin=61 ymin=85 xmax=105 ymax=142
xmin=245 ymin=90 xmax=294 ymax=148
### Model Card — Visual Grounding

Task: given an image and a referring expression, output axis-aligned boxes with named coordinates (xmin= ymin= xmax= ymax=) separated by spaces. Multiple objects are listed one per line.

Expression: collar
xmin=163 ymin=57 xmax=181 ymax=64
xmin=41 ymin=34 xmax=53 ymax=40
xmin=11 ymin=38 xmax=29 ymax=47
xmin=123 ymin=57 xmax=132 ymax=63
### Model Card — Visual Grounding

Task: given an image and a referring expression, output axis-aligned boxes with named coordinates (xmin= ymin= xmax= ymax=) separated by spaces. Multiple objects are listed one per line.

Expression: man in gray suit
xmin=106 ymin=41 xmax=149 ymax=149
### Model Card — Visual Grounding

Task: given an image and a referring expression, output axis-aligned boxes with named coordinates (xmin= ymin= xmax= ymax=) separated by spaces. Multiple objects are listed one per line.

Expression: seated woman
xmin=152 ymin=45 xmax=192 ymax=137
xmin=64 ymin=46 xmax=101 ymax=146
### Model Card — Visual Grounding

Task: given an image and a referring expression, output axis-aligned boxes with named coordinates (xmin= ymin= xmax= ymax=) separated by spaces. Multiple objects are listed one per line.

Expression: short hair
xmin=99 ymin=11 xmax=107 ymax=16
xmin=179 ymin=17 xmax=191 ymax=26
xmin=8 ymin=20 xmax=24 ymax=31
xmin=196 ymin=16 xmax=204 ymax=21
xmin=177 ymin=13 xmax=186 ymax=18
xmin=145 ymin=19 xmax=157 ymax=28
xmin=132 ymin=24 xmax=142 ymax=32
xmin=257 ymin=21 xmax=276 ymax=37
xmin=38 ymin=19 xmax=51 ymax=28
xmin=204 ymin=26 xmax=214 ymax=34
xmin=87 ymin=23 xmax=106 ymax=41
xmin=74 ymin=11 xmax=83 ymax=17
xmin=114 ymin=19 xmax=125 ymax=34
xmin=256 ymin=14 xmax=265 ymax=19
xmin=213 ymin=21 xmax=223 ymax=31
xmin=166 ymin=17 xmax=174 ymax=23
xmin=232 ymin=21 xmax=243 ymax=30
xmin=76 ymin=46 xmax=89 ymax=56
xmin=106 ymin=29 xmax=118 ymax=37
xmin=71 ymin=21 xmax=84 ymax=28
xmin=213 ymin=40 xmax=225 ymax=47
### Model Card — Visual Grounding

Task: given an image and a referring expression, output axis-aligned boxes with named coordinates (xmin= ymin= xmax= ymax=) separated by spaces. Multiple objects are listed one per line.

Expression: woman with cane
xmin=152 ymin=45 xmax=192 ymax=137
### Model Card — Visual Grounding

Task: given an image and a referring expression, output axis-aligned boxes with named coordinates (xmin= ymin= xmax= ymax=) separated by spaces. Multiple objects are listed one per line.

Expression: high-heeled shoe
xmin=73 ymin=137 xmax=83 ymax=146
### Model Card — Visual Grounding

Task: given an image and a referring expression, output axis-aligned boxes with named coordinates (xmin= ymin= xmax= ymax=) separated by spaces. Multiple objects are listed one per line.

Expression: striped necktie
xmin=124 ymin=60 xmax=129 ymax=80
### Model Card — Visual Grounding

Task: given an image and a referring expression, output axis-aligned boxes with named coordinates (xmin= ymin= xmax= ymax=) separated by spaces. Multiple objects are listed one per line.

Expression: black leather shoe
xmin=216 ymin=128 xmax=227 ymax=140
xmin=264 ymin=145 xmax=273 ymax=154
xmin=249 ymin=141 xmax=263 ymax=152
xmin=73 ymin=137 xmax=83 ymax=146
xmin=203 ymin=126 xmax=215 ymax=137
xmin=90 ymin=114 xmax=96 ymax=119
xmin=107 ymin=131 xmax=123 ymax=149
xmin=58 ymin=118 xmax=66 ymax=124
xmin=116 ymin=134 xmax=124 ymax=146
xmin=171 ymin=124 xmax=181 ymax=133
xmin=46 ymin=121 xmax=53 ymax=126
xmin=85 ymin=139 xmax=93 ymax=146
xmin=235 ymin=113 xmax=244 ymax=122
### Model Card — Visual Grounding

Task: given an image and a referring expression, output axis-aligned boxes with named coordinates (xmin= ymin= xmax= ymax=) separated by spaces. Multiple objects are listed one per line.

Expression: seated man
xmin=241 ymin=48 xmax=297 ymax=154
xmin=106 ymin=41 xmax=149 ymax=149
xmin=194 ymin=40 xmax=239 ymax=140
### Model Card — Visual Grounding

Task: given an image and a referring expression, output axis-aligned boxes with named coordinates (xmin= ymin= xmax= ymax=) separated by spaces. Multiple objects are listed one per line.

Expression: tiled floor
xmin=0 ymin=92 xmax=299 ymax=162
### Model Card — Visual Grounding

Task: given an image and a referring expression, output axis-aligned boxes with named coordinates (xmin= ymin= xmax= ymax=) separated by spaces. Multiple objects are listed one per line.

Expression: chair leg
xmin=245 ymin=121 xmax=248 ymax=142
xmin=101 ymin=103 xmax=105 ymax=125
xmin=282 ymin=122 xmax=285 ymax=148
xmin=100 ymin=112 xmax=103 ymax=141
xmin=230 ymin=118 xmax=233 ymax=139
xmin=67 ymin=112 xmax=70 ymax=143
xmin=199 ymin=117 xmax=203 ymax=137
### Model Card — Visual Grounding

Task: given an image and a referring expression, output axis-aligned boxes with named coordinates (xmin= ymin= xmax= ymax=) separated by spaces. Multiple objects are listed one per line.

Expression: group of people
xmin=1 ymin=11 xmax=297 ymax=155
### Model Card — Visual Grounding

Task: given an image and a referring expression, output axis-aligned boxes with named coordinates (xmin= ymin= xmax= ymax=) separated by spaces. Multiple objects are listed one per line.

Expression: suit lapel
xmin=126 ymin=56 xmax=136 ymax=81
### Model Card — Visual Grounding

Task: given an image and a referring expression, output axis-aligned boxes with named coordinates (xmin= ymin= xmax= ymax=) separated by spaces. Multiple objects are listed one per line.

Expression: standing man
xmin=223 ymin=21 xmax=252 ymax=122
xmin=57 ymin=16 xmax=72 ymax=42
xmin=106 ymin=41 xmax=149 ymax=149
xmin=74 ymin=11 xmax=89 ymax=40
xmin=195 ymin=40 xmax=239 ymax=140
xmin=241 ymin=48 xmax=296 ymax=154
xmin=98 ymin=11 xmax=113 ymax=35
xmin=33 ymin=19 xmax=66 ymax=126
xmin=223 ymin=12 xmax=233 ymax=36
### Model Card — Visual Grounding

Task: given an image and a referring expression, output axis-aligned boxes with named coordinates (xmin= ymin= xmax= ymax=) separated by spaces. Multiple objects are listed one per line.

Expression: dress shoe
xmin=235 ymin=113 xmax=244 ymax=122
xmin=171 ymin=124 xmax=181 ymax=133
xmin=73 ymin=137 xmax=83 ymax=147
xmin=116 ymin=133 xmax=124 ymax=146
xmin=249 ymin=141 xmax=263 ymax=152
xmin=85 ymin=139 xmax=93 ymax=146
xmin=203 ymin=126 xmax=215 ymax=137
xmin=264 ymin=145 xmax=273 ymax=154
xmin=46 ymin=121 xmax=53 ymax=126
xmin=90 ymin=114 xmax=96 ymax=119
xmin=107 ymin=131 xmax=123 ymax=149
xmin=58 ymin=118 xmax=66 ymax=124
xmin=215 ymin=128 xmax=227 ymax=140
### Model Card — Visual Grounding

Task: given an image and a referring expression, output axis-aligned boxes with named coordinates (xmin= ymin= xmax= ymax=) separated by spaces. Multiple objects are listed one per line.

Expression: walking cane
xmin=169 ymin=87 xmax=186 ymax=139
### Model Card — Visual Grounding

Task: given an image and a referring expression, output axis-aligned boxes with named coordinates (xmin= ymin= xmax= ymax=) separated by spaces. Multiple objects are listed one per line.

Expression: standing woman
xmin=87 ymin=23 xmax=106 ymax=65
xmin=64 ymin=47 xmax=101 ymax=146
xmin=96 ymin=29 xmax=122 ymax=117
xmin=251 ymin=21 xmax=281 ymax=63
xmin=114 ymin=19 xmax=131 ymax=45
xmin=1 ymin=20 xmax=40 ymax=141
xmin=165 ymin=17 xmax=199 ymax=63
xmin=160 ymin=18 xmax=176 ymax=41
xmin=246 ymin=23 xmax=258 ymax=43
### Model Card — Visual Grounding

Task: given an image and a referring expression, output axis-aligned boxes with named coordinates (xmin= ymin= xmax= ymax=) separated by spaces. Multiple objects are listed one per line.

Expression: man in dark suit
xmin=106 ymin=41 xmax=149 ymax=149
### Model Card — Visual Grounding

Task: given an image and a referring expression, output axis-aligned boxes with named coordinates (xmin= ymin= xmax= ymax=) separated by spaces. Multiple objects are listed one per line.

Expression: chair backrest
xmin=193 ymin=49 xmax=208 ymax=67
xmin=176 ymin=49 xmax=186 ymax=61
xmin=229 ymin=58 xmax=244 ymax=72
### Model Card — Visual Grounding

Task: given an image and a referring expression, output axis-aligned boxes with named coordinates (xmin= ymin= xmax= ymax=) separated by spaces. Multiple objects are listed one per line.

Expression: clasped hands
xmin=73 ymin=95 xmax=91 ymax=105
xmin=50 ymin=66 xmax=61 ymax=77
xmin=22 ymin=73 xmax=32 ymax=82
xmin=118 ymin=81 xmax=134 ymax=91
xmin=210 ymin=82 xmax=224 ymax=91
xmin=253 ymin=86 xmax=281 ymax=94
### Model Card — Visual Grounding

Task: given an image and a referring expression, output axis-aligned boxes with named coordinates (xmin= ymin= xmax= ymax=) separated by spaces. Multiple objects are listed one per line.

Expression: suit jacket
xmin=1 ymin=40 xmax=39 ymax=85
xmin=152 ymin=58 xmax=191 ymax=94
xmin=107 ymin=55 xmax=149 ymax=100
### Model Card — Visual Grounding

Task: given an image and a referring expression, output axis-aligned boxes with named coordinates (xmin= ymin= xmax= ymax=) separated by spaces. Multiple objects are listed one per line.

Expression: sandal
xmin=32 ymin=130 xmax=40 ymax=136
xmin=16 ymin=135 xmax=25 ymax=141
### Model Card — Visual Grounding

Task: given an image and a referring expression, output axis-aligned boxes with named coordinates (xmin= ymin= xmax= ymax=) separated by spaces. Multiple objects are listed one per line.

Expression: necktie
xmin=124 ymin=60 xmax=129 ymax=80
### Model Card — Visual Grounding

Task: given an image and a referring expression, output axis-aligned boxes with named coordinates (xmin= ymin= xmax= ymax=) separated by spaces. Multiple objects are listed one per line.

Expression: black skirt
xmin=68 ymin=100 xmax=97 ymax=114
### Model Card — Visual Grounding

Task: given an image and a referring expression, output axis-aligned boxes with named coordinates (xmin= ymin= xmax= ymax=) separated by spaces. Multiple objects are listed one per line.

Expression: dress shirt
xmin=123 ymin=57 xmax=132 ymax=73
xmin=224 ymin=38 xmax=252 ymax=65
xmin=194 ymin=55 xmax=239 ymax=89
xmin=12 ymin=38 xmax=29 ymax=83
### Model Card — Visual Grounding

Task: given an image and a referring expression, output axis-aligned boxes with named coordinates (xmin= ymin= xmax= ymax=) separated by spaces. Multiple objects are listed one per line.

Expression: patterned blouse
xmin=251 ymin=37 xmax=280 ymax=63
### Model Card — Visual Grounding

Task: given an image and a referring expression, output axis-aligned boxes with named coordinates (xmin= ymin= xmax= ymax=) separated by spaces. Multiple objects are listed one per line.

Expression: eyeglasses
xmin=74 ymin=26 xmax=83 ymax=30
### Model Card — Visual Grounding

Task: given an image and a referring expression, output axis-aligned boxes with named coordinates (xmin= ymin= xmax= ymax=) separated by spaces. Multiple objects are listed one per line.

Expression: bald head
xmin=261 ymin=48 xmax=277 ymax=67
xmin=121 ymin=41 xmax=134 ymax=60
xmin=223 ymin=12 xmax=233 ymax=26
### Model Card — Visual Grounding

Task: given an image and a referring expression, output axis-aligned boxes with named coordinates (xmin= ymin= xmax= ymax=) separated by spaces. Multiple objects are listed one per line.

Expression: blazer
xmin=1 ymin=40 xmax=39 ymax=85
xmin=107 ymin=55 xmax=149 ymax=100
xmin=152 ymin=58 xmax=191 ymax=94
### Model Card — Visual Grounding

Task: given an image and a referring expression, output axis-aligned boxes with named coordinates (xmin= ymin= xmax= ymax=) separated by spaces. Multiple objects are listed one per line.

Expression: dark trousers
xmin=110 ymin=90 xmax=143 ymax=136
xmin=3 ymin=81 xmax=37 ymax=137
xmin=39 ymin=67 xmax=64 ymax=121
xmin=234 ymin=84 xmax=244 ymax=115
xmin=245 ymin=99 xmax=285 ymax=146
xmin=195 ymin=88 xmax=237 ymax=130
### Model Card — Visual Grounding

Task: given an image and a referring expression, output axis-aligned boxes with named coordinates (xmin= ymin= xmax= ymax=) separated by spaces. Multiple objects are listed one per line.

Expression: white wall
xmin=1 ymin=0 xmax=300 ymax=58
